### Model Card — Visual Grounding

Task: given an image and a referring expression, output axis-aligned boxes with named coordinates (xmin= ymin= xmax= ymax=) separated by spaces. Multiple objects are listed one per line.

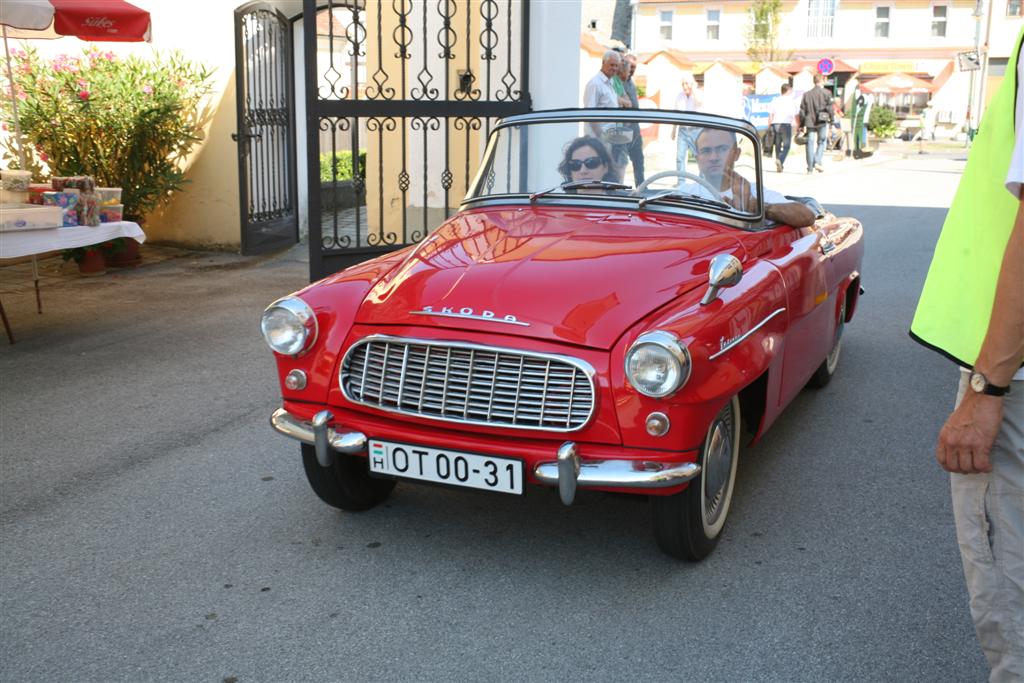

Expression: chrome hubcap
xmin=703 ymin=411 xmax=734 ymax=526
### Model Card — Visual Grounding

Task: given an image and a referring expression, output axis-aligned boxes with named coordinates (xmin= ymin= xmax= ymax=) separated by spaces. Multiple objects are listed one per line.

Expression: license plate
xmin=367 ymin=439 xmax=523 ymax=495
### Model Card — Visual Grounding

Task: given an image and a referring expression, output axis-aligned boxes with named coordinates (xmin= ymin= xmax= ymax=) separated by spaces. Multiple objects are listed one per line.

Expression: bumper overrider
xmin=270 ymin=408 xmax=701 ymax=506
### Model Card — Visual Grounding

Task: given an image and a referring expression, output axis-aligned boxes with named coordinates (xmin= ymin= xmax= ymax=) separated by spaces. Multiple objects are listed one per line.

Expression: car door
xmin=766 ymin=228 xmax=837 ymax=408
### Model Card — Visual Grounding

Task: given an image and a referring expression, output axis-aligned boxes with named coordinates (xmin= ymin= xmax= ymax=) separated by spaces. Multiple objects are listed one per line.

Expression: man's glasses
xmin=568 ymin=156 xmax=604 ymax=171
xmin=697 ymin=144 xmax=733 ymax=157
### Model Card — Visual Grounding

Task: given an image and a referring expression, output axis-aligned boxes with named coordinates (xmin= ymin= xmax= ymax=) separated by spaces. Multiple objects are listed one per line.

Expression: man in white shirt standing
xmin=582 ymin=50 xmax=622 ymax=138
xmin=672 ymin=74 xmax=703 ymax=173
xmin=767 ymin=83 xmax=797 ymax=173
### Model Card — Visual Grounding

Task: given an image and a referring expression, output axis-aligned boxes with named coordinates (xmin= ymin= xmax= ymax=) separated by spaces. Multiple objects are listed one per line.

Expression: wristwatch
xmin=968 ymin=370 xmax=1011 ymax=396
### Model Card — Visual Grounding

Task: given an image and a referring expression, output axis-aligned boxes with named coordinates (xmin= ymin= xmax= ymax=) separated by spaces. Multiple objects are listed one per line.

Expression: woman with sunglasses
xmin=557 ymin=136 xmax=616 ymax=191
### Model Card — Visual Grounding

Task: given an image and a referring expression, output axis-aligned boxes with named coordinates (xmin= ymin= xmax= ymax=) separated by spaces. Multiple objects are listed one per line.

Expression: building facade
xmin=631 ymin=0 xmax=1022 ymax=134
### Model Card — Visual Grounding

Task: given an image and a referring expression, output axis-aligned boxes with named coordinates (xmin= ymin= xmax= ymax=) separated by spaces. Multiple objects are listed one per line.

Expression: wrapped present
xmin=60 ymin=207 xmax=78 ymax=227
xmin=53 ymin=175 xmax=95 ymax=192
xmin=79 ymin=191 xmax=100 ymax=226
xmin=27 ymin=183 xmax=50 ymax=205
xmin=42 ymin=190 xmax=81 ymax=210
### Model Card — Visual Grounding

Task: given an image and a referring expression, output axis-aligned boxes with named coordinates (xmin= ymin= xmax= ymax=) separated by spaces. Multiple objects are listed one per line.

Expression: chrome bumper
xmin=270 ymin=409 xmax=699 ymax=505
xmin=270 ymin=408 xmax=367 ymax=467
xmin=534 ymin=442 xmax=701 ymax=506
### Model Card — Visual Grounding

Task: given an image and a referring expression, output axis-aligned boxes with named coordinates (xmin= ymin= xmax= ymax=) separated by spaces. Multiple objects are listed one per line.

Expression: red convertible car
xmin=262 ymin=110 xmax=864 ymax=561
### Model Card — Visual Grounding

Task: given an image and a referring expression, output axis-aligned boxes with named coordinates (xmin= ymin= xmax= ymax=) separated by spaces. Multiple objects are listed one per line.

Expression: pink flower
xmin=16 ymin=90 xmax=27 ymax=101
xmin=142 ymin=84 xmax=153 ymax=94
xmin=1 ymin=123 xmax=7 ymax=131
xmin=77 ymin=79 xmax=88 ymax=89
xmin=104 ymin=52 xmax=116 ymax=61
xmin=78 ymin=90 xmax=89 ymax=101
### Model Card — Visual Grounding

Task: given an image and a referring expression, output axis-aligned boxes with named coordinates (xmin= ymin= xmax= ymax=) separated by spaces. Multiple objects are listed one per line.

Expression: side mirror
xmin=700 ymin=254 xmax=743 ymax=305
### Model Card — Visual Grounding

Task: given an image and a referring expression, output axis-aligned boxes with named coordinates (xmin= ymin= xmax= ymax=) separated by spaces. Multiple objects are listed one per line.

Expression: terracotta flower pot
xmin=106 ymin=238 xmax=142 ymax=268
xmin=77 ymin=248 xmax=106 ymax=276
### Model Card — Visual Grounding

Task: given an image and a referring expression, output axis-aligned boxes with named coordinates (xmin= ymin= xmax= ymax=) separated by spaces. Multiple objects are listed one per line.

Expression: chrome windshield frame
xmin=463 ymin=108 xmax=766 ymax=224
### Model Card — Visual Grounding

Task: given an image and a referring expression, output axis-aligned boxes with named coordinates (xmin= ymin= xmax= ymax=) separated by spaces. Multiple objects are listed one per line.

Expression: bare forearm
xmin=766 ymin=202 xmax=816 ymax=228
xmin=975 ymin=200 xmax=1024 ymax=384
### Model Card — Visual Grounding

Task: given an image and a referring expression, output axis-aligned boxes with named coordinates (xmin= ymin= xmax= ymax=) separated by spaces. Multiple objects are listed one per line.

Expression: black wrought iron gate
xmin=303 ymin=0 xmax=531 ymax=280
xmin=234 ymin=2 xmax=299 ymax=256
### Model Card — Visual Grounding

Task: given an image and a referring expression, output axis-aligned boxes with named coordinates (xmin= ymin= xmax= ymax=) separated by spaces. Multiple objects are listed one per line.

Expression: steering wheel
xmin=635 ymin=170 xmax=723 ymax=200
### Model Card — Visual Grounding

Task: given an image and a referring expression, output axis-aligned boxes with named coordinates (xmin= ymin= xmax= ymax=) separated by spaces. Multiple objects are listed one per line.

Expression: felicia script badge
xmin=410 ymin=306 xmax=529 ymax=327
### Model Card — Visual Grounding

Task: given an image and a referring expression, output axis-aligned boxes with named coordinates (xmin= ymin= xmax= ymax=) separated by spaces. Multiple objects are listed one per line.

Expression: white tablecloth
xmin=0 ymin=221 xmax=145 ymax=259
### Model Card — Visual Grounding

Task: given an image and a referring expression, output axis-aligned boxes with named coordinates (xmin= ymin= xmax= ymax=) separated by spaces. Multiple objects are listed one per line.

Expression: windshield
xmin=467 ymin=113 xmax=766 ymax=219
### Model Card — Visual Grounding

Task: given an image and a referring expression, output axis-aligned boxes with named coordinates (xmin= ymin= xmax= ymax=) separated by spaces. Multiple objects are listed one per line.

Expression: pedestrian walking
xmin=672 ymin=74 xmax=703 ymax=172
xmin=910 ymin=28 xmax=1024 ymax=683
xmin=621 ymin=53 xmax=645 ymax=186
xmin=799 ymin=74 xmax=833 ymax=173
xmin=767 ymin=83 xmax=797 ymax=172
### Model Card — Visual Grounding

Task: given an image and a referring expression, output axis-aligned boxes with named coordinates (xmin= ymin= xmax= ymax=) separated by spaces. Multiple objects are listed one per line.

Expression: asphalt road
xmin=0 ymin=148 xmax=987 ymax=682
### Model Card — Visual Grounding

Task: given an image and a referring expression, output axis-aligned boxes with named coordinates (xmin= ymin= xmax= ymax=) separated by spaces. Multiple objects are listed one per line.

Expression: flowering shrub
xmin=1 ymin=45 xmax=214 ymax=222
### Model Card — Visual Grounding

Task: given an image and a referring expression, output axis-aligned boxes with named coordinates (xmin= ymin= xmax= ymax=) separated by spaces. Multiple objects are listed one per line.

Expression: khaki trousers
xmin=951 ymin=370 xmax=1024 ymax=683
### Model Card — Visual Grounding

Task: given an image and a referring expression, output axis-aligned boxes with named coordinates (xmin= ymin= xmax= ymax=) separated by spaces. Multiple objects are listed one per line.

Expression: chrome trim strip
xmin=339 ymin=334 xmax=598 ymax=433
xmin=534 ymin=458 xmax=701 ymax=491
xmin=409 ymin=310 xmax=530 ymax=327
xmin=270 ymin=408 xmax=367 ymax=455
xmin=708 ymin=307 xmax=787 ymax=361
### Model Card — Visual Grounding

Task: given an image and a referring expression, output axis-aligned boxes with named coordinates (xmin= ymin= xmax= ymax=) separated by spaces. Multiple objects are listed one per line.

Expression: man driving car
xmin=680 ymin=128 xmax=816 ymax=228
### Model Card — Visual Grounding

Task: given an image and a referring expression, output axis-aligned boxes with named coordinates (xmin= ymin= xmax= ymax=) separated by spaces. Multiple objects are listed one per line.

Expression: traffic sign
xmin=817 ymin=58 xmax=835 ymax=76
xmin=957 ymin=50 xmax=981 ymax=71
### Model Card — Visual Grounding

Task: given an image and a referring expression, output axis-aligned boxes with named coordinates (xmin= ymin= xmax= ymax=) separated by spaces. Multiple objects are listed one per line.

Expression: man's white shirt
xmin=677 ymin=180 xmax=789 ymax=206
xmin=769 ymin=95 xmax=798 ymax=126
xmin=583 ymin=72 xmax=619 ymax=109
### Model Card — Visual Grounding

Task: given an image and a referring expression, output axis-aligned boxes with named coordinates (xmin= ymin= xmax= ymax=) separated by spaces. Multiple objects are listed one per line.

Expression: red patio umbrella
xmin=1 ymin=0 xmax=152 ymax=167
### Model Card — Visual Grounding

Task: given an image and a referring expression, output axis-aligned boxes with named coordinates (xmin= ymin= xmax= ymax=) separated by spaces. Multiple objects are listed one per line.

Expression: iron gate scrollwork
xmin=303 ymin=0 xmax=530 ymax=280
xmin=234 ymin=2 xmax=299 ymax=256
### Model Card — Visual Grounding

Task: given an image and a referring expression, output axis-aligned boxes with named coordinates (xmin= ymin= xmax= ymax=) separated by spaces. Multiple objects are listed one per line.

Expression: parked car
xmin=261 ymin=109 xmax=864 ymax=561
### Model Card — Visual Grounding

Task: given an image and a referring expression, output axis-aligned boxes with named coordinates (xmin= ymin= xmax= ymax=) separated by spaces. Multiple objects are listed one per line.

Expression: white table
xmin=0 ymin=221 xmax=146 ymax=343
xmin=0 ymin=220 xmax=145 ymax=259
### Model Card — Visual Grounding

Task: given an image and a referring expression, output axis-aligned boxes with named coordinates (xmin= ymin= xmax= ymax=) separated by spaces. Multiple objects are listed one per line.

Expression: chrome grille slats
xmin=340 ymin=336 xmax=596 ymax=432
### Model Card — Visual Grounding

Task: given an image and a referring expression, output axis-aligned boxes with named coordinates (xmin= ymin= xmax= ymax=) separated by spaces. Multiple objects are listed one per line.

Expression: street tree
xmin=745 ymin=0 xmax=789 ymax=63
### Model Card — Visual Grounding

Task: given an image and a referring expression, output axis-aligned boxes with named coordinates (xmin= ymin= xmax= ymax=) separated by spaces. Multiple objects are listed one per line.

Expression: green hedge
xmin=320 ymin=150 xmax=366 ymax=183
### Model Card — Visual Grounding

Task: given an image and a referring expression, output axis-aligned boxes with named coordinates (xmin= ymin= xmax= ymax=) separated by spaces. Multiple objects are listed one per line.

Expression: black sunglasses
xmin=567 ymin=156 xmax=604 ymax=172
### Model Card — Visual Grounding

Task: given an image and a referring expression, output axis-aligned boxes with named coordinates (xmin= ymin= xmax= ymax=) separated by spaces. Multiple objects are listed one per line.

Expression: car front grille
xmin=340 ymin=336 xmax=596 ymax=432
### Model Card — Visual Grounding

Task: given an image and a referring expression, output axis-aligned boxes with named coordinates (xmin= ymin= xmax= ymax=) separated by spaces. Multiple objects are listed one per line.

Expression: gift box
xmin=42 ymin=190 xmax=82 ymax=226
xmin=27 ymin=183 xmax=51 ymax=205
xmin=99 ymin=203 xmax=124 ymax=223
xmin=53 ymin=175 xmax=95 ymax=192
xmin=0 ymin=203 xmax=63 ymax=231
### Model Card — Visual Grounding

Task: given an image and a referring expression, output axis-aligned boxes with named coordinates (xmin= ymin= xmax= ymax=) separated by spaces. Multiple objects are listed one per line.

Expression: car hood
xmin=353 ymin=206 xmax=745 ymax=349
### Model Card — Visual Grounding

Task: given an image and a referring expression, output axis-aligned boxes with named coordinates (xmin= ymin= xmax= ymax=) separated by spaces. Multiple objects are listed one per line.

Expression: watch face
xmin=970 ymin=371 xmax=986 ymax=393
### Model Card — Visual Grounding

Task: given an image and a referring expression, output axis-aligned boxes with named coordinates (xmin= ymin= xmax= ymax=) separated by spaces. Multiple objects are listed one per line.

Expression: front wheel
xmin=301 ymin=444 xmax=395 ymax=511
xmin=651 ymin=396 xmax=740 ymax=561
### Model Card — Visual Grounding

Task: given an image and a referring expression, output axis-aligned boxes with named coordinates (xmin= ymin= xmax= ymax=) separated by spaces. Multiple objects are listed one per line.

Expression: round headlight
xmin=624 ymin=330 xmax=691 ymax=398
xmin=261 ymin=296 xmax=318 ymax=356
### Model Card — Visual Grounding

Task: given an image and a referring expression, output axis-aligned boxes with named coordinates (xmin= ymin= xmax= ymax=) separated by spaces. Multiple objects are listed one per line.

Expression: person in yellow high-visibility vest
xmin=910 ymin=29 xmax=1024 ymax=682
